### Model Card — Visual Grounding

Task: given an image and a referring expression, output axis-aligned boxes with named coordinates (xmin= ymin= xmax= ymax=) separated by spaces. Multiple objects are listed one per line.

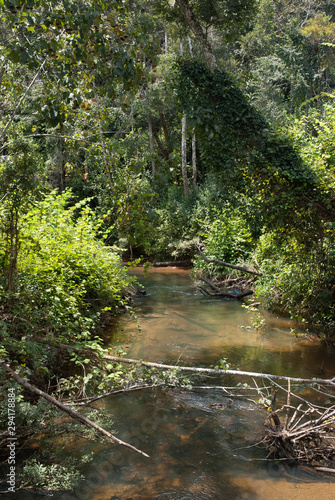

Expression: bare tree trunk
xmin=146 ymin=89 xmax=156 ymax=177
xmin=148 ymin=115 xmax=156 ymax=177
xmin=164 ymin=31 xmax=168 ymax=53
xmin=188 ymin=36 xmax=193 ymax=56
xmin=181 ymin=112 xmax=189 ymax=198
xmin=192 ymin=131 xmax=196 ymax=188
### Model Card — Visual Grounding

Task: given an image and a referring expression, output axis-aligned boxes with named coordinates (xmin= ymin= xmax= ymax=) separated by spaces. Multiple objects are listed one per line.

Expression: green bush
xmin=193 ymin=205 xmax=254 ymax=275
xmin=0 ymin=189 xmax=135 ymax=372
xmin=254 ymin=230 xmax=335 ymax=336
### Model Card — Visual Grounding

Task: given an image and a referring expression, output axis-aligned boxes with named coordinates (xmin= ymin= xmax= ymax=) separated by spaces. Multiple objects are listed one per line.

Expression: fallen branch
xmin=20 ymin=339 xmax=334 ymax=390
xmin=103 ymin=355 xmax=335 ymax=387
xmin=151 ymin=260 xmax=191 ymax=268
xmin=195 ymin=243 xmax=262 ymax=276
xmin=315 ymin=467 xmax=335 ymax=474
xmin=0 ymin=362 xmax=149 ymax=458
xmin=200 ymin=276 xmax=221 ymax=293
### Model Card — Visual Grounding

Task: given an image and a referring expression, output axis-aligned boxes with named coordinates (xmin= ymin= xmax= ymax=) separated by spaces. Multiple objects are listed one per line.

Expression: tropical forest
xmin=1 ymin=0 xmax=335 ymax=498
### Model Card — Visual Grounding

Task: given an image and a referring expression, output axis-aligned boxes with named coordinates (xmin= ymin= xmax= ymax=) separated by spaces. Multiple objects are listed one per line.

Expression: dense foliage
xmin=1 ymin=0 xmax=335 ymax=494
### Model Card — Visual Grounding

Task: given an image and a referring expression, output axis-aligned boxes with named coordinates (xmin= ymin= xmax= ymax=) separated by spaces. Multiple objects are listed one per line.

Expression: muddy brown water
xmin=6 ymin=268 xmax=335 ymax=499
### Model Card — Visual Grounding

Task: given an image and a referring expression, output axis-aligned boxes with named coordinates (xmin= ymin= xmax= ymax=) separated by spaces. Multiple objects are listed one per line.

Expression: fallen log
xmin=22 ymin=339 xmax=335 ymax=390
xmin=152 ymin=260 xmax=191 ymax=268
xmin=315 ymin=467 xmax=335 ymax=474
xmin=0 ymin=362 xmax=149 ymax=458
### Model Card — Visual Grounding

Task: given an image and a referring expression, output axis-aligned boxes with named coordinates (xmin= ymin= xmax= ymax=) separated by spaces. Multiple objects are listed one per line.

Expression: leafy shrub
xmin=0 ymin=189 xmax=135 ymax=372
xmin=193 ymin=205 xmax=254 ymax=275
xmin=21 ymin=460 xmax=83 ymax=492
xmin=151 ymin=185 xmax=197 ymax=260
xmin=254 ymin=230 xmax=335 ymax=336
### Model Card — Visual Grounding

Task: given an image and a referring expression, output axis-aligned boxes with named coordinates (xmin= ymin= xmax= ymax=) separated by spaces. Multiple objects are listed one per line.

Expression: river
xmin=7 ymin=267 xmax=335 ymax=499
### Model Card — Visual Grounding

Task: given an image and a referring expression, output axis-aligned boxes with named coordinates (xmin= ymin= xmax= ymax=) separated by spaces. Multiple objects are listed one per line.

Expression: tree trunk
xmin=153 ymin=130 xmax=169 ymax=160
xmin=175 ymin=0 xmax=218 ymax=71
xmin=148 ymin=113 xmax=156 ymax=177
xmin=192 ymin=130 xmax=196 ymax=188
xmin=145 ymin=88 xmax=156 ymax=177
xmin=160 ymin=112 xmax=172 ymax=154
xmin=102 ymin=355 xmax=335 ymax=387
xmin=164 ymin=30 xmax=168 ymax=53
xmin=181 ymin=112 xmax=189 ymax=197
xmin=195 ymin=243 xmax=262 ymax=275
xmin=7 ymin=207 xmax=18 ymax=292
xmin=98 ymin=117 xmax=113 ymax=188
xmin=56 ymin=136 xmax=65 ymax=192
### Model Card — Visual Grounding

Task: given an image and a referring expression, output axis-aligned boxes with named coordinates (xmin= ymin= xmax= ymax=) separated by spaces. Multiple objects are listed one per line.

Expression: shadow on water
xmin=4 ymin=268 xmax=335 ymax=500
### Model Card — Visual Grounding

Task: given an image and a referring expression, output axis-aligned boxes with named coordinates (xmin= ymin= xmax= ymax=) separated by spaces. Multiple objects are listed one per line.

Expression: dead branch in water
xmin=194 ymin=242 xmax=258 ymax=298
xmin=262 ymin=381 xmax=335 ymax=468
xmin=103 ymin=355 xmax=335 ymax=389
xmin=99 ymin=355 xmax=335 ymax=469
xmin=0 ymin=362 xmax=149 ymax=458
xmin=197 ymin=277 xmax=254 ymax=300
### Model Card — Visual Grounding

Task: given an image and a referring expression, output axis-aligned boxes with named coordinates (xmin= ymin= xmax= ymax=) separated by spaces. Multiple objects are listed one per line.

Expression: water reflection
xmin=111 ymin=268 xmax=333 ymax=381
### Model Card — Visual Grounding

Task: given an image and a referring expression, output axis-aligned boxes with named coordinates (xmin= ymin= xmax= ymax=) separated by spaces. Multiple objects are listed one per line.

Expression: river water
xmin=6 ymin=267 xmax=335 ymax=499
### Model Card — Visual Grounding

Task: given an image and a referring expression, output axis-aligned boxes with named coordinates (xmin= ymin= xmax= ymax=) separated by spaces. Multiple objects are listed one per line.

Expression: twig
xmin=284 ymin=379 xmax=291 ymax=429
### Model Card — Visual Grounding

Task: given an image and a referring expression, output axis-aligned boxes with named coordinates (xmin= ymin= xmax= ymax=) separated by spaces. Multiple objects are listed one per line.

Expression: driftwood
xmin=198 ymin=277 xmax=253 ymax=300
xmin=152 ymin=260 xmax=191 ymax=268
xmin=195 ymin=243 xmax=262 ymax=276
xmin=0 ymin=362 xmax=149 ymax=458
xmin=262 ymin=380 xmax=335 ymax=468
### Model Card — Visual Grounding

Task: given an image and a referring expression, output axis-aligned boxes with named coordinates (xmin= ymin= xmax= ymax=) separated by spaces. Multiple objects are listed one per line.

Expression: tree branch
xmin=195 ymin=243 xmax=262 ymax=276
xmin=102 ymin=355 xmax=335 ymax=388
xmin=0 ymin=362 xmax=149 ymax=458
